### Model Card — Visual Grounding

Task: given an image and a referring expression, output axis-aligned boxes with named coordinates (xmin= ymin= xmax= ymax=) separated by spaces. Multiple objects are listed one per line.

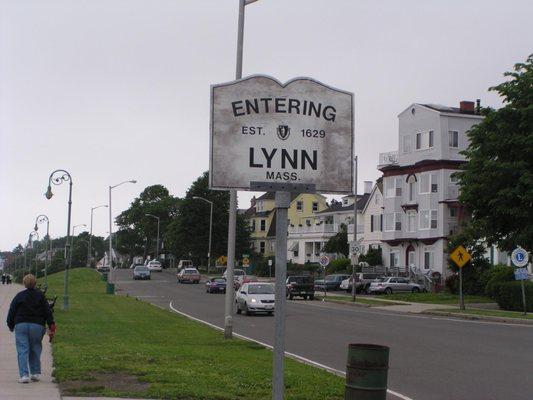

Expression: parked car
xmin=340 ymin=273 xmax=382 ymax=294
xmin=368 ymin=277 xmax=422 ymax=294
xmin=178 ymin=259 xmax=194 ymax=270
xmin=236 ymin=282 xmax=275 ymax=316
xmin=286 ymin=276 xmax=315 ymax=300
xmin=314 ymin=274 xmax=350 ymax=291
xmin=235 ymin=275 xmax=258 ymax=290
xmin=133 ymin=265 xmax=151 ymax=280
xmin=177 ymin=268 xmax=201 ymax=283
xmin=96 ymin=265 xmax=110 ymax=273
xmin=146 ymin=260 xmax=163 ymax=272
xmin=205 ymin=277 xmax=227 ymax=293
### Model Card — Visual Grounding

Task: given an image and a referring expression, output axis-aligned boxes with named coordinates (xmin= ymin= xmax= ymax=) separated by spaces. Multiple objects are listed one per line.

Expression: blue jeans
xmin=15 ymin=323 xmax=46 ymax=378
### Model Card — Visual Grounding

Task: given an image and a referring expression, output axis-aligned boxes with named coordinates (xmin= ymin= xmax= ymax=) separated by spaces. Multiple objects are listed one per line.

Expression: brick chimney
xmin=364 ymin=181 xmax=373 ymax=194
xmin=250 ymin=196 xmax=256 ymax=207
xmin=459 ymin=101 xmax=475 ymax=114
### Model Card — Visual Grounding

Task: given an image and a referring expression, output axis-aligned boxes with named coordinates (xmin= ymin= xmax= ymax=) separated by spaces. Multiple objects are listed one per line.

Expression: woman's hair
xmin=23 ymin=274 xmax=37 ymax=289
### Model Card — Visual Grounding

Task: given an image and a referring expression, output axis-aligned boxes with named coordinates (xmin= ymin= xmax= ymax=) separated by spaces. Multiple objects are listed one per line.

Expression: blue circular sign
xmin=511 ymin=248 xmax=529 ymax=268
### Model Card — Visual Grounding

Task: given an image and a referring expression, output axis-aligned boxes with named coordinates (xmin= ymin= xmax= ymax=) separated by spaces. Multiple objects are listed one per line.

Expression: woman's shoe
xmin=18 ymin=376 xmax=30 ymax=384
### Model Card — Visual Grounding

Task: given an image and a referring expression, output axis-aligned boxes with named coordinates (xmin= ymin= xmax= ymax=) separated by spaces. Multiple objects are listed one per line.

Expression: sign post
xmin=319 ymin=255 xmax=330 ymax=300
xmin=450 ymin=245 xmax=471 ymax=311
xmin=511 ymin=247 xmax=530 ymax=316
xmin=210 ymin=74 xmax=353 ymax=400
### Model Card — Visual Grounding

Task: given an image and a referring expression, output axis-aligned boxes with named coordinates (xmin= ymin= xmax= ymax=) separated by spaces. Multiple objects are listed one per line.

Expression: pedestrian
xmin=6 ymin=274 xmax=56 ymax=384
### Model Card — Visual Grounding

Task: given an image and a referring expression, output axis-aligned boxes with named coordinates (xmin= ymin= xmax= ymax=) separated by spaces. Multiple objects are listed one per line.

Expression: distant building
xmin=379 ymin=101 xmax=484 ymax=275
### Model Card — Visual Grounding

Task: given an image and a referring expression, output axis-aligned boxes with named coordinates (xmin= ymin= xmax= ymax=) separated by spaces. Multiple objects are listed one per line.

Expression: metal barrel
xmin=345 ymin=343 xmax=389 ymax=400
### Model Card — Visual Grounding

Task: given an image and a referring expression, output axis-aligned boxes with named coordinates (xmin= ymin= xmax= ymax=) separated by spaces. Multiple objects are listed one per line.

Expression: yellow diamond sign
xmin=450 ymin=245 xmax=471 ymax=268
xmin=243 ymin=257 xmax=250 ymax=267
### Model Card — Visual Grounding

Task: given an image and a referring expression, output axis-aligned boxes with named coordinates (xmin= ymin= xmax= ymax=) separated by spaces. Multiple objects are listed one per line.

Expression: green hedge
xmin=482 ymin=265 xmax=515 ymax=298
xmin=492 ymin=281 xmax=533 ymax=312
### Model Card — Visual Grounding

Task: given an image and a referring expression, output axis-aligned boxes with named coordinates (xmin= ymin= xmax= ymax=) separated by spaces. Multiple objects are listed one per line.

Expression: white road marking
xmin=169 ymin=301 xmax=414 ymax=400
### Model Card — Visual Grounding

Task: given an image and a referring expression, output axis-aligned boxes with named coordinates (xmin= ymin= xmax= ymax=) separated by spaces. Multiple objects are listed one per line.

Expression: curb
xmin=313 ymin=298 xmax=372 ymax=308
xmin=422 ymin=310 xmax=533 ymax=325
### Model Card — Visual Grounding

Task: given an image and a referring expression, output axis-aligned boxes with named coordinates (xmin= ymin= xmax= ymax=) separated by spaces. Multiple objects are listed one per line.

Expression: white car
xmin=236 ymin=282 xmax=275 ymax=316
xmin=223 ymin=268 xmax=246 ymax=286
xmin=146 ymin=260 xmax=163 ymax=272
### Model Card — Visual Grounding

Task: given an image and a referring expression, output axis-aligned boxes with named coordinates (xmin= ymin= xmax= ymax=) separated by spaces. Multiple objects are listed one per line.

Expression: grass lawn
xmin=314 ymin=295 xmax=403 ymax=306
xmin=431 ymin=308 xmax=533 ymax=320
xmin=44 ymin=268 xmax=344 ymax=399
xmin=378 ymin=292 xmax=493 ymax=305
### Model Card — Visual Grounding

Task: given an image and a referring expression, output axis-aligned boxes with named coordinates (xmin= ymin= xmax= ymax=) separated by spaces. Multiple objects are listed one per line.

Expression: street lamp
xmin=88 ymin=205 xmax=107 ymax=267
xmin=193 ymin=196 xmax=214 ymax=275
xmin=45 ymin=169 xmax=73 ymax=310
xmin=108 ymin=180 xmax=137 ymax=284
xmin=34 ymin=214 xmax=51 ymax=286
xmin=27 ymin=231 xmax=39 ymax=274
xmin=145 ymin=214 xmax=161 ymax=260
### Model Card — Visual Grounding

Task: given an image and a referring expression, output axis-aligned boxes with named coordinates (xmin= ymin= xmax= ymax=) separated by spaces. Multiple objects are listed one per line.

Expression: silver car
xmin=368 ymin=277 xmax=422 ymax=294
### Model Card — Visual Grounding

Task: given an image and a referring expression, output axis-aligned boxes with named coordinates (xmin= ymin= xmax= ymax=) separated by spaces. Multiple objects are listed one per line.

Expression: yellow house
xmin=244 ymin=192 xmax=328 ymax=257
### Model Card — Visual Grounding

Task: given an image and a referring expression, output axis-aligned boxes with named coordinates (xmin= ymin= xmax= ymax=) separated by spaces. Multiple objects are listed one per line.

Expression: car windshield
xmin=376 ymin=277 xmax=389 ymax=282
xmin=325 ymin=276 xmax=337 ymax=282
xmin=135 ymin=266 xmax=148 ymax=272
xmin=150 ymin=261 xmax=161 ymax=266
xmin=248 ymin=284 xmax=275 ymax=294
xmin=213 ymin=278 xmax=226 ymax=283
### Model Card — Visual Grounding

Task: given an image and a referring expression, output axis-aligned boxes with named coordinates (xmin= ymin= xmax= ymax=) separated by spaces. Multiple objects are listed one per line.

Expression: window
xmin=251 ymin=219 xmax=256 ymax=231
xmin=395 ymin=213 xmax=402 ymax=231
xmin=270 ymin=242 xmax=275 ymax=252
xmin=385 ymin=213 xmax=401 ymax=231
xmin=449 ymin=207 xmax=457 ymax=218
xmin=420 ymin=174 xmax=430 ymax=194
xmin=343 ymin=198 xmax=348 ymax=205
xmin=312 ymin=201 xmax=319 ymax=212
xmin=259 ymin=242 xmax=265 ymax=254
xmin=296 ymin=201 xmax=303 ymax=211
xmin=370 ymin=215 xmax=382 ymax=232
xmin=256 ymin=201 xmax=263 ymax=212
xmin=431 ymin=210 xmax=438 ymax=229
xmin=416 ymin=133 xmax=422 ymax=150
xmin=431 ymin=173 xmax=438 ymax=193
xmin=428 ymin=131 xmax=434 ymax=148
xmin=407 ymin=211 xmax=417 ymax=232
xmin=449 ymin=131 xmax=459 ymax=148
xmin=420 ymin=210 xmax=437 ymax=229
xmin=450 ymin=173 xmax=459 ymax=183
xmin=424 ymin=249 xmax=433 ymax=269
xmin=389 ymin=254 xmax=399 ymax=267
xmin=260 ymin=219 xmax=266 ymax=231
xmin=403 ymin=135 xmax=412 ymax=153
xmin=395 ymin=177 xmax=402 ymax=197
xmin=385 ymin=177 xmax=402 ymax=198
xmin=375 ymin=193 xmax=380 ymax=205
xmin=407 ymin=175 xmax=416 ymax=202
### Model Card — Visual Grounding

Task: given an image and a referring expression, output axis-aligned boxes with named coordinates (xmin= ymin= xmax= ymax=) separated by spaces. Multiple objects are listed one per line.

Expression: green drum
xmin=106 ymin=282 xmax=115 ymax=294
xmin=345 ymin=343 xmax=389 ymax=400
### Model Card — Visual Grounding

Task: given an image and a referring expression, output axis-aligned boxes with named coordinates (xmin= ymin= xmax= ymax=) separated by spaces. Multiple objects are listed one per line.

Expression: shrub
xmin=329 ymin=258 xmax=351 ymax=273
xmin=492 ymin=281 xmax=533 ymax=312
xmin=481 ymin=265 xmax=515 ymax=299
xmin=445 ymin=274 xmax=459 ymax=294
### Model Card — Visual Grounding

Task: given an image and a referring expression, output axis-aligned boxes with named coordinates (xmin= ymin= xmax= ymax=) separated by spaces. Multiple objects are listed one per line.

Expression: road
xmin=115 ymin=269 xmax=533 ymax=400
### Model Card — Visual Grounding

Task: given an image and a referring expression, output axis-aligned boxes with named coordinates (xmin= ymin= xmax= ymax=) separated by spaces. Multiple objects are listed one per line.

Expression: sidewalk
xmin=0 ymin=283 xmax=61 ymax=400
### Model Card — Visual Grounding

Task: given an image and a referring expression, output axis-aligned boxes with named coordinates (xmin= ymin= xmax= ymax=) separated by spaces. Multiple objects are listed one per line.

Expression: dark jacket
xmin=6 ymin=288 xmax=54 ymax=331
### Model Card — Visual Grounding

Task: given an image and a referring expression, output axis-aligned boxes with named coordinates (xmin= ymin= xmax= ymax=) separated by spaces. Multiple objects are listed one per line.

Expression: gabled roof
xmin=362 ymin=181 xmax=383 ymax=214
xmin=316 ymin=193 xmax=371 ymax=215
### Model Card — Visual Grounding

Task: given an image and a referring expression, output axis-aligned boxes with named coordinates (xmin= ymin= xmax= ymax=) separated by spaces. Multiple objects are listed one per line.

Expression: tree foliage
xmin=458 ymin=54 xmax=533 ymax=252
xmin=323 ymin=223 xmax=349 ymax=257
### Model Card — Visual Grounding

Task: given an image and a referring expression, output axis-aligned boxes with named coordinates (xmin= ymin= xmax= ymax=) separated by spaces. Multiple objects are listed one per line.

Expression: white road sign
xmin=511 ymin=247 xmax=529 ymax=268
xmin=318 ymin=255 xmax=330 ymax=267
xmin=210 ymin=75 xmax=354 ymax=193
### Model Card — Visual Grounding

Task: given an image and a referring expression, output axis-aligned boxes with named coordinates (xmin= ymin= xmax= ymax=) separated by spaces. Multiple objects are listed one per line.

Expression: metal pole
xmin=109 ymin=186 xmax=113 ymax=282
xmin=46 ymin=220 xmax=50 ymax=286
xmin=521 ymin=279 xmax=527 ymax=316
xmin=352 ymin=155 xmax=358 ymax=302
xmin=459 ymin=268 xmax=465 ymax=310
xmin=64 ymin=180 xmax=72 ymax=310
xmin=208 ymin=201 xmax=213 ymax=275
xmin=273 ymin=191 xmax=290 ymax=400
xmin=156 ymin=217 xmax=160 ymax=260
xmin=88 ymin=208 xmax=94 ymax=267
xmin=224 ymin=0 xmax=246 ymax=340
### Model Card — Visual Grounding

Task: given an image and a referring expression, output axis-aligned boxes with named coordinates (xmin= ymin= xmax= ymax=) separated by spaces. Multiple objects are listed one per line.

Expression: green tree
xmin=359 ymin=247 xmax=382 ymax=266
xmin=115 ymin=184 xmax=181 ymax=259
xmin=323 ymin=223 xmax=349 ymax=257
xmin=164 ymin=172 xmax=251 ymax=265
xmin=458 ymin=54 xmax=533 ymax=252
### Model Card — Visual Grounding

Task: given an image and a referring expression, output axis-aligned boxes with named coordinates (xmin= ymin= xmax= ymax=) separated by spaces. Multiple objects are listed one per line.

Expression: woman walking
xmin=6 ymin=274 xmax=56 ymax=383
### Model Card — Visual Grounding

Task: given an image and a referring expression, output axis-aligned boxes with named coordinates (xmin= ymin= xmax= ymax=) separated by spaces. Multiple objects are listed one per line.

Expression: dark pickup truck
xmin=286 ymin=276 xmax=315 ymax=300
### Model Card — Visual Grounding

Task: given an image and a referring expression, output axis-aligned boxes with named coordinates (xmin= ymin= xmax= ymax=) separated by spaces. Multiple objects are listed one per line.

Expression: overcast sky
xmin=1 ymin=0 xmax=531 ymax=251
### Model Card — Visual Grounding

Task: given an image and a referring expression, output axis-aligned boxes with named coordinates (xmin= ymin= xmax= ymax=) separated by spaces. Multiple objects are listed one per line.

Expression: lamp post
xmin=108 ymin=180 xmax=137 ymax=284
xmin=34 ymin=215 xmax=50 ymax=285
xmin=88 ymin=205 xmax=107 ymax=267
xmin=28 ymin=231 xmax=39 ymax=275
xmin=71 ymin=224 xmax=87 ymax=268
xmin=45 ymin=169 xmax=73 ymax=311
xmin=145 ymin=214 xmax=161 ymax=260
xmin=193 ymin=196 xmax=213 ymax=275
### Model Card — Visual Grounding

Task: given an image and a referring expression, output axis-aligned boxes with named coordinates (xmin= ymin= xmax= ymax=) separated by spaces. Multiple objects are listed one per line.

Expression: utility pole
xmin=352 ymin=156 xmax=358 ymax=302
xmin=89 ymin=205 xmax=107 ymax=267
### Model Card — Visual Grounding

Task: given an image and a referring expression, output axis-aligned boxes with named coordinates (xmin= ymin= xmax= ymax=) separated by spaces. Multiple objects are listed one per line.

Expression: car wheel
xmin=267 ymin=311 xmax=273 ymax=316
xmin=236 ymin=303 xmax=242 ymax=314
xmin=244 ymin=303 xmax=252 ymax=316
xmin=385 ymin=288 xmax=392 ymax=295
xmin=288 ymin=293 xmax=294 ymax=300
xmin=412 ymin=287 xmax=420 ymax=293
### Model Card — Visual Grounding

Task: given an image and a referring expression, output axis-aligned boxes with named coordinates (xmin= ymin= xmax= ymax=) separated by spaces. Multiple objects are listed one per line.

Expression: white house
xmin=379 ymin=102 xmax=484 ymax=275
xmin=361 ymin=179 xmax=384 ymax=254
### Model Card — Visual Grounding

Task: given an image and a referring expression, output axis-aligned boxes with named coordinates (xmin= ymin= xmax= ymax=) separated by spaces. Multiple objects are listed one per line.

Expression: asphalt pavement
xmin=114 ymin=269 xmax=533 ymax=400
